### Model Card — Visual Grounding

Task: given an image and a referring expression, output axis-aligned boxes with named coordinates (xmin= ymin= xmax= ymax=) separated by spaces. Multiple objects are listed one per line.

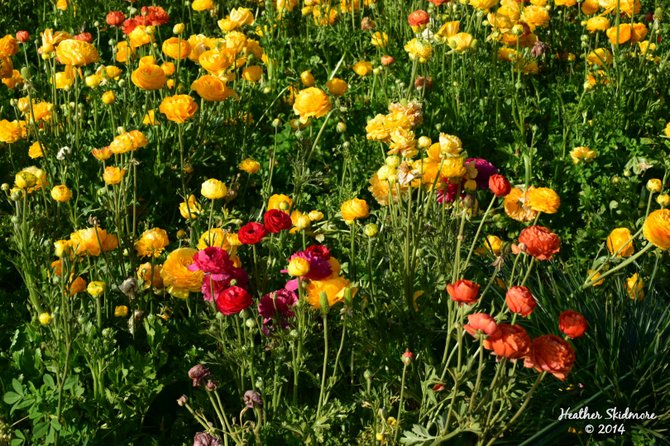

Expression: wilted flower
xmin=193 ymin=432 xmax=221 ymax=446
xmin=243 ymin=390 xmax=263 ymax=408
xmin=188 ymin=364 xmax=211 ymax=387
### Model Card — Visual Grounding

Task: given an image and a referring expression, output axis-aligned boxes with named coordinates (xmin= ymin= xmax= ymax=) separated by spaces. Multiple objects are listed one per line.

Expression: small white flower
xmin=56 ymin=146 xmax=71 ymax=160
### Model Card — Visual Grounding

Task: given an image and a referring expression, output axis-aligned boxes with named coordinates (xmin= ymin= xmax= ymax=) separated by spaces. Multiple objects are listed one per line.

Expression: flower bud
xmin=646 ymin=178 xmax=662 ymax=193
xmin=401 ymin=350 xmax=414 ymax=366
xmin=364 ymin=223 xmax=379 ymax=237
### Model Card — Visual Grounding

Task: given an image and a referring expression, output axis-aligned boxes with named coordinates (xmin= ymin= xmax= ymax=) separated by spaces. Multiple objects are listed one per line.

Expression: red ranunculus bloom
xmin=483 ymin=324 xmax=531 ymax=359
xmin=141 ymin=6 xmax=170 ymax=26
xmin=264 ymin=209 xmax=292 ymax=233
xmin=524 ymin=334 xmax=576 ymax=380
xmin=74 ymin=32 xmax=93 ymax=43
xmin=215 ymin=286 xmax=252 ymax=315
xmin=559 ymin=310 xmax=588 ymax=339
xmin=464 ymin=313 xmax=498 ymax=337
xmin=519 ymin=226 xmax=561 ymax=260
xmin=122 ymin=17 xmax=143 ymax=35
xmin=238 ymin=222 xmax=267 ymax=244
xmin=428 ymin=0 xmax=450 ymax=5
xmin=505 ymin=286 xmax=537 ymax=317
xmin=16 ymin=31 xmax=30 ymax=43
xmin=106 ymin=11 xmax=126 ymax=27
xmin=489 ymin=174 xmax=511 ymax=197
xmin=446 ymin=279 xmax=480 ymax=304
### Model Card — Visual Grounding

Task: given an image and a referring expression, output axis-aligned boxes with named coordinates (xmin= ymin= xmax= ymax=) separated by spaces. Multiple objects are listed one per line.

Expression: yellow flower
xmin=300 ymin=70 xmax=315 ymax=87
xmin=448 ymin=33 xmax=476 ymax=53
xmin=642 ymin=209 xmax=670 ymax=250
xmin=646 ymin=179 xmax=662 ymax=193
xmin=483 ymin=235 xmax=503 ymax=256
xmin=15 ymin=166 xmax=47 ymax=192
xmin=54 ymin=240 xmax=72 ymax=258
xmin=114 ymin=305 xmax=129 ymax=317
xmin=242 ymin=66 xmax=263 ymax=82
xmin=160 ymin=95 xmax=198 ymax=123
xmin=161 ymin=248 xmax=205 ymax=298
xmin=131 ymin=63 xmax=167 ymax=90
xmin=288 ymin=257 xmax=310 ymax=277
xmin=0 ymin=34 xmax=19 ymax=58
xmin=293 ymin=87 xmax=332 ymax=123
xmin=198 ymin=49 xmax=234 ymax=76
xmin=239 ymin=158 xmax=261 ymax=174
xmin=587 ymin=269 xmax=604 ymax=286
xmin=581 ymin=0 xmax=599 ymax=14
xmin=54 ymin=67 xmax=75 ymax=90
xmin=371 ymin=32 xmax=389 ymax=48
xmin=2 ymin=69 xmax=23 ymax=89
xmin=435 ymin=21 xmax=461 ymax=43
xmin=92 ymin=146 xmax=112 ymax=160
xmin=197 ymin=228 xmax=236 ymax=251
xmin=50 ymin=185 xmax=72 ymax=202
xmin=56 ymin=0 xmax=67 ymax=10
xmin=626 ymin=273 xmax=644 ymax=300
xmin=55 ymin=39 xmax=99 ymax=66
xmin=38 ymin=313 xmax=52 ymax=326
xmin=39 ymin=29 xmax=71 ymax=55
xmin=657 ymin=194 xmax=670 ymax=208
xmin=192 ymin=0 xmax=215 ymax=11
xmin=201 ymin=178 xmax=228 ymax=199
xmin=664 ymin=122 xmax=670 ymax=138
xmin=520 ymin=5 xmax=550 ymax=30
xmin=268 ymin=194 xmax=293 ymax=212
xmin=143 ymin=110 xmax=159 ymax=126
xmin=179 ymin=194 xmax=202 ymax=219
xmin=570 ymin=146 xmax=597 ymax=164
xmin=85 ymin=74 xmax=102 ymax=88
xmin=135 ymin=228 xmax=170 ymax=258
xmin=585 ymin=17 xmax=610 ymax=33
xmin=352 ymin=60 xmax=374 ymax=76
xmin=115 ymin=41 xmax=135 ymax=63
xmin=0 ymin=119 xmax=27 ymax=144
xmin=469 ymin=0 xmax=499 ymax=10
xmin=526 ymin=187 xmax=560 ymax=214
xmin=137 ymin=263 xmax=164 ymax=289
xmin=191 ymin=75 xmax=236 ymax=101
xmin=325 ymin=78 xmax=348 ymax=96
xmin=306 ymin=276 xmax=356 ymax=309
xmin=70 ymin=227 xmax=118 ymax=256
xmin=87 ymin=281 xmax=106 ymax=298
xmin=503 ymin=187 xmax=538 ymax=222
xmin=103 ymin=166 xmax=126 ymax=185
xmin=109 ymin=130 xmax=147 ymax=154
xmin=128 ymin=26 xmax=153 ymax=49
xmin=102 ymin=90 xmax=116 ymax=104
xmin=586 ymin=48 xmax=612 ymax=66
xmin=606 ymin=228 xmax=635 ymax=257
xmin=162 ymin=37 xmax=191 ymax=60
xmin=404 ymin=39 xmax=433 ymax=62
xmin=341 ymin=198 xmax=370 ymax=223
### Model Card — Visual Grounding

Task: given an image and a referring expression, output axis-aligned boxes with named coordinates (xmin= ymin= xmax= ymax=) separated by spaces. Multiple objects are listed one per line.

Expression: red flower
xmin=446 ymin=279 xmax=480 ymax=304
xmin=407 ymin=10 xmax=430 ymax=27
xmin=106 ymin=11 xmax=126 ymax=27
xmin=215 ymin=286 xmax=252 ymax=315
xmin=428 ymin=0 xmax=450 ymax=5
xmin=524 ymin=334 xmax=575 ymax=380
xmin=238 ymin=222 xmax=267 ymax=245
xmin=264 ymin=209 xmax=292 ymax=233
xmin=74 ymin=32 xmax=93 ymax=43
xmin=488 ymin=174 xmax=511 ymax=197
xmin=505 ymin=286 xmax=537 ymax=317
xmin=16 ymin=31 xmax=30 ymax=43
xmin=483 ymin=324 xmax=530 ymax=359
xmin=141 ymin=6 xmax=170 ymax=26
xmin=122 ymin=17 xmax=142 ymax=35
xmin=381 ymin=55 xmax=395 ymax=66
xmin=305 ymin=244 xmax=330 ymax=260
xmin=401 ymin=350 xmax=414 ymax=365
xmin=518 ymin=226 xmax=561 ymax=260
xmin=464 ymin=313 xmax=498 ymax=337
xmin=559 ymin=310 xmax=588 ymax=339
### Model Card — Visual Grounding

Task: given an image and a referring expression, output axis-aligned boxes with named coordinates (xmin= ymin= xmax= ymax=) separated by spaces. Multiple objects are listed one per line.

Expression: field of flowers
xmin=0 ymin=0 xmax=669 ymax=445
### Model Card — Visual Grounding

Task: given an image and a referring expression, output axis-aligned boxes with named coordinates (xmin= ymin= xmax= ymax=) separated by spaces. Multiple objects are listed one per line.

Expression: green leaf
xmin=43 ymin=374 xmax=55 ymax=389
xmin=3 ymin=391 xmax=22 ymax=405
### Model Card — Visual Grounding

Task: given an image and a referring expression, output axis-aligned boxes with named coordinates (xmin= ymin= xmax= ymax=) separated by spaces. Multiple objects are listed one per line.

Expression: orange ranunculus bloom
xmin=135 ymin=228 xmax=170 ymax=258
xmin=503 ymin=187 xmax=538 ymax=222
xmin=606 ymin=227 xmax=634 ymax=257
xmin=526 ymin=187 xmax=560 ymax=214
xmin=447 ymin=279 xmax=480 ymax=304
xmin=116 ymin=41 xmax=135 ymax=63
xmin=341 ymin=198 xmax=369 ymax=223
xmin=0 ymin=34 xmax=19 ymax=58
xmin=505 ymin=286 xmax=537 ymax=317
xmin=103 ymin=166 xmax=126 ymax=185
xmin=464 ymin=313 xmax=498 ymax=337
xmin=161 ymin=248 xmax=204 ymax=298
xmin=159 ymin=94 xmax=198 ymax=123
xmin=642 ymin=209 xmax=670 ymax=250
xmin=55 ymin=39 xmax=99 ymax=66
xmin=198 ymin=49 xmax=235 ymax=76
xmin=69 ymin=276 xmax=87 ymax=296
xmin=523 ymin=334 xmax=575 ymax=380
xmin=483 ymin=323 xmax=531 ymax=359
xmin=518 ymin=226 xmax=560 ymax=260
xmin=110 ymin=130 xmax=148 ymax=154
xmin=162 ymin=37 xmax=191 ymax=60
xmin=191 ymin=75 xmax=237 ymax=101
xmin=293 ymin=87 xmax=332 ymax=123
xmin=0 ymin=57 xmax=13 ymax=78
xmin=131 ymin=63 xmax=167 ymax=90
xmin=137 ymin=262 xmax=164 ymax=289
xmin=306 ymin=276 xmax=357 ymax=309
xmin=70 ymin=227 xmax=118 ymax=256
xmin=0 ymin=119 xmax=27 ymax=144
xmin=598 ymin=0 xmax=640 ymax=16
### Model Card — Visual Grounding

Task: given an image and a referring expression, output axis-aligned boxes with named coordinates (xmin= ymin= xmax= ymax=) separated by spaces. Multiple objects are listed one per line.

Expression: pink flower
xmin=188 ymin=247 xmax=233 ymax=279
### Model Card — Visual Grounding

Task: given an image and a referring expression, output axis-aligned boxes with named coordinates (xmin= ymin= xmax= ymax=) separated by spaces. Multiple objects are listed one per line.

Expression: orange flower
xmin=293 ymin=87 xmax=331 ymax=123
xmin=161 ymin=248 xmax=204 ymax=298
xmin=70 ymin=227 xmax=118 ymax=256
xmin=483 ymin=324 xmax=531 ymax=359
xmin=103 ymin=166 xmax=126 ymax=185
xmin=523 ymin=334 xmax=576 ymax=380
xmin=135 ymin=228 xmax=170 ymax=257
xmin=503 ymin=187 xmax=538 ymax=222
xmin=558 ymin=310 xmax=588 ymax=339
xmin=69 ymin=276 xmax=87 ymax=296
xmin=518 ymin=226 xmax=560 ymax=260
xmin=0 ymin=34 xmax=19 ymax=58
xmin=464 ymin=313 xmax=498 ymax=337
xmin=341 ymin=198 xmax=369 ymax=223
xmin=505 ymin=286 xmax=536 ymax=317
xmin=162 ymin=37 xmax=191 ymax=60
xmin=606 ymin=228 xmax=635 ymax=257
xmin=137 ymin=262 xmax=164 ymax=289
xmin=159 ymin=94 xmax=198 ymax=123
xmin=131 ymin=63 xmax=167 ymax=90
xmin=526 ymin=187 xmax=560 ymax=214
xmin=306 ymin=276 xmax=356 ymax=309
xmin=446 ymin=279 xmax=480 ymax=305
xmin=642 ymin=209 xmax=670 ymax=250
xmin=191 ymin=75 xmax=237 ymax=101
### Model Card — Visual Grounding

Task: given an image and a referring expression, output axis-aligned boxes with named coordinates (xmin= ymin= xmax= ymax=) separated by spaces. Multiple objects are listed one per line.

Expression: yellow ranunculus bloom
xmin=192 ymin=0 xmax=215 ymax=11
xmin=70 ymin=227 xmax=118 ymax=256
xmin=0 ymin=119 xmax=27 ymax=144
xmin=180 ymin=195 xmax=202 ymax=219
xmin=201 ymin=178 xmax=227 ymax=200
xmin=448 ymin=32 xmax=476 ymax=53
xmin=87 ymin=281 xmax=106 ymax=298
xmin=570 ymin=146 xmax=597 ymax=164
xmin=161 ymin=248 xmax=204 ymax=299
xmin=626 ymin=273 xmax=644 ymax=300
xmin=135 ymin=228 xmax=170 ymax=258
xmin=606 ymin=228 xmax=634 ymax=257
xmin=268 ymin=194 xmax=293 ymax=212
xmin=114 ymin=305 xmax=129 ymax=317
xmin=162 ymin=37 xmax=191 ymax=60
xmin=55 ymin=39 xmax=99 ymax=66
xmin=239 ymin=158 xmax=261 ymax=174
xmin=642 ymin=209 xmax=670 ymax=250
xmin=526 ymin=187 xmax=560 ymax=214
xmin=288 ymin=257 xmax=310 ymax=277
xmin=341 ymin=198 xmax=370 ymax=223
xmin=103 ymin=166 xmax=126 ymax=185
xmin=325 ymin=78 xmax=348 ymax=96
xmin=587 ymin=269 xmax=604 ymax=286
xmin=293 ymin=87 xmax=332 ymax=123
xmin=50 ymin=185 xmax=72 ymax=202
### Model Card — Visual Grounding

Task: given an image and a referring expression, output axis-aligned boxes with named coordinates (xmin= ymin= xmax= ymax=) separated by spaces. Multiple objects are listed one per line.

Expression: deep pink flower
xmin=188 ymin=247 xmax=233 ymax=279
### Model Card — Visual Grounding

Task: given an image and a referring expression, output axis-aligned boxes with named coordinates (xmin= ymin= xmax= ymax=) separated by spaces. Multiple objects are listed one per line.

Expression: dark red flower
xmin=304 ymin=244 xmax=331 ymax=260
xmin=264 ymin=209 xmax=292 ymax=233
xmin=238 ymin=222 xmax=267 ymax=244
xmin=215 ymin=286 xmax=252 ymax=315
xmin=106 ymin=11 xmax=126 ymax=27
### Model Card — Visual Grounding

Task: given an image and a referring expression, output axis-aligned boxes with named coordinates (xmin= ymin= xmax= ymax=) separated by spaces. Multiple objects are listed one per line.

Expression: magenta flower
xmin=188 ymin=247 xmax=234 ymax=280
